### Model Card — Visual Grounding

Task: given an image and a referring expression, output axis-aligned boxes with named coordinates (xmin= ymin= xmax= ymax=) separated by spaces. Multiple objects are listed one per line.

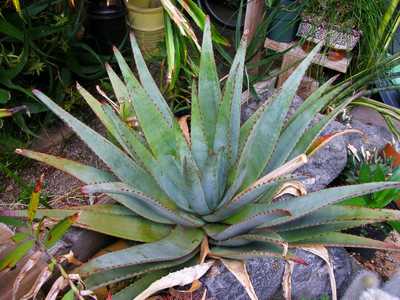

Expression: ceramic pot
xmin=328 ymin=49 xmax=346 ymax=61
xmin=86 ymin=0 xmax=127 ymax=54
xmin=127 ymin=0 xmax=164 ymax=57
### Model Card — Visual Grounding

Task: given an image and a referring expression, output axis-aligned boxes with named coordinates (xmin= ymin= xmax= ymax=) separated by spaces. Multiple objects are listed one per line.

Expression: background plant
xmin=0 ymin=175 xmax=82 ymax=299
xmin=158 ymin=0 xmax=229 ymax=111
xmin=2 ymin=20 xmax=400 ymax=298
xmin=340 ymin=146 xmax=400 ymax=232
xmin=0 ymin=0 xmax=106 ymax=131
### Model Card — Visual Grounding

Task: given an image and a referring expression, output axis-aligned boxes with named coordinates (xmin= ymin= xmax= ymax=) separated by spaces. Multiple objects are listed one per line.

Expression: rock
xmin=200 ymin=248 xmax=357 ymax=300
xmin=200 ymin=258 xmax=284 ymax=300
xmin=347 ymin=119 xmax=393 ymax=152
xmin=294 ymin=119 xmax=347 ymax=192
xmin=52 ymin=228 xmax=114 ymax=262
xmin=287 ymin=248 xmax=354 ymax=299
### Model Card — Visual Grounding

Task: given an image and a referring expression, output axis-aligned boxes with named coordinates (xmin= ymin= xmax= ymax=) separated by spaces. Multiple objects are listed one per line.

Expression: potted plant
xmin=297 ymin=0 xmax=362 ymax=60
xmin=87 ymin=0 xmax=128 ymax=54
xmin=267 ymin=0 xmax=303 ymax=43
xmin=127 ymin=0 xmax=165 ymax=56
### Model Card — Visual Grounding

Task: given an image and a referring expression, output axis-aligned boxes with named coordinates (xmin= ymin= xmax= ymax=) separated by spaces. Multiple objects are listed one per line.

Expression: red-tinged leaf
xmin=307 ymin=129 xmax=363 ymax=156
xmin=383 ymin=143 xmax=400 ymax=168
xmin=106 ymin=291 xmax=113 ymax=300
xmin=28 ymin=174 xmax=44 ymax=223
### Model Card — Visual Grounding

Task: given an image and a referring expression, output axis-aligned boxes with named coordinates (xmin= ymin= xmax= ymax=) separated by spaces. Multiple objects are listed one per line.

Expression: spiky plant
xmin=5 ymin=20 xmax=400 ymax=297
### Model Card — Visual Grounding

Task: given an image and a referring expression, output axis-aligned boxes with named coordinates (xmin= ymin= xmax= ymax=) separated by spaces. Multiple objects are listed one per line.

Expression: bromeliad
xmin=4 ymin=19 xmax=400 ymax=298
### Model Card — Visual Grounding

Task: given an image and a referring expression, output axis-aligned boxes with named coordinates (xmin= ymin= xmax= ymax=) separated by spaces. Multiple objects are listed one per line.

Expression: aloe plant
xmin=4 ymin=19 xmax=400 ymax=298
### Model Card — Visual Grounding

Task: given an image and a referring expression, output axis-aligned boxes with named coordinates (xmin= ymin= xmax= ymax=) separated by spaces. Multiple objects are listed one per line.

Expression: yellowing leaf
xmin=221 ymin=258 xmax=258 ymax=300
xmin=45 ymin=276 xmax=69 ymax=300
xmin=12 ymin=0 xmax=22 ymax=14
xmin=134 ymin=261 xmax=215 ymax=300
xmin=303 ymin=246 xmax=337 ymax=300
xmin=28 ymin=174 xmax=44 ymax=223
xmin=307 ymin=129 xmax=363 ymax=156
xmin=274 ymin=181 xmax=307 ymax=199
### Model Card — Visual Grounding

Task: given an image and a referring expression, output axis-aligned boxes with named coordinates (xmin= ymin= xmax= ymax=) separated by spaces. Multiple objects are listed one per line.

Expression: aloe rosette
xmin=5 ymin=20 xmax=400 ymax=298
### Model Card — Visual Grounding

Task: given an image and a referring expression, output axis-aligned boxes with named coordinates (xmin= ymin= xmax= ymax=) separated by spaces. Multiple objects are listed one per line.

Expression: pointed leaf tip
xmin=290 ymin=257 xmax=308 ymax=266
xmin=34 ymin=174 xmax=45 ymax=193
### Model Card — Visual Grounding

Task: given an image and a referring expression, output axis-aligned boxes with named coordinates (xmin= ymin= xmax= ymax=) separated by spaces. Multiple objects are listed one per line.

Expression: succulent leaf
xmin=198 ymin=18 xmax=221 ymax=147
xmin=214 ymin=35 xmax=247 ymax=165
xmin=129 ymin=33 xmax=174 ymax=126
xmin=265 ymin=76 xmax=340 ymax=172
xmin=14 ymin=149 xmax=172 ymax=224
xmin=82 ymin=182 xmax=204 ymax=227
xmin=291 ymin=232 xmax=400 ymax=251
xmin=235 ymin=43 xmax=323 ymax=190
xmin=210 ymin=241 xmax=304 ymax=264
xmin=288 ymin=92 xmax=360 ymax=160
xmin=225 ymin=182 xmax=400 ymax=228
xmin=213 ymin=209 xmax=291 ymax=240
xmin=105 ymin=64 xmax=130 ymax=105
xmin=85 ymin=251 xmax=195 ymax=290
xmin=78 ymin=226 xmax=204 ymax=276
xmin=13 ymin=24 xmax=400 ymax=293
xmin=31 ymin=90 xmax=165 ymax=202
xmin=271 ymin=205 xmax=400 ymax=232
xmin=6 ymin=205 xmax=171 ymax=242
xmin=113 ymin=47 xmax=177 ymax=158
xmin=190 ymin=81 xmax=209 ymax=170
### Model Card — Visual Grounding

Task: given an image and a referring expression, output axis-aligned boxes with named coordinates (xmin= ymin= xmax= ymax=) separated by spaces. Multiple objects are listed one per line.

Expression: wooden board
xmin=244 ymin=0 xmax=264 ymax=41
xmin=264 ymin=38 xmax=352 ymax=73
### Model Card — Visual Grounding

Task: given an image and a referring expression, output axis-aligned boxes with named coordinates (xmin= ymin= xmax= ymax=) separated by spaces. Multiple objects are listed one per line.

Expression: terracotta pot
xmin=301 ymin=41 xmax=314 ymax=52
xmin=328 ymin=49 xmax=346 ymax=61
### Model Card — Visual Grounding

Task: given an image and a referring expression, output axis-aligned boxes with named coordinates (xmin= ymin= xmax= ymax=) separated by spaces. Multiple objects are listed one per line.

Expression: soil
xmin=350 ymin=231 xmax=400 ymax=280
xmin=0 ymin=119 xmax=107 ymax=209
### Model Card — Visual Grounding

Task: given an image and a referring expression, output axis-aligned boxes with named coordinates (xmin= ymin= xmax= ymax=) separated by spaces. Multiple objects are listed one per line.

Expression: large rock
xmin=200 ymin=248 xmax=357 ymax=300
xmin=200 ymin=257 xmax=284 ymax=300
xmin=285 ymin=248 xmax=355 ymax=299
xmin=347 ymin=119 xmax=393 ymax=152
xmin=295 ymin=118 xmax=347 ymax=192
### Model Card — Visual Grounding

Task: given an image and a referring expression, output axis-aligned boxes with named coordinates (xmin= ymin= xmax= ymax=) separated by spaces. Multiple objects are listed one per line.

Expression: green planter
xmin=267 ymin=0 xmax=301 ymax=43
xmin=127 ymin=0 xmax=164 ymax=57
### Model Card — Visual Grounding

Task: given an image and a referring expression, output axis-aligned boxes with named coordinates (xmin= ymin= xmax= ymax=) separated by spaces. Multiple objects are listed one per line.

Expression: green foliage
xmin=157 ymin=0 xmax=229 ymax=108
xmin=340 ymin=147 xmax=400 ymax=231
xmin=0 ymin=0 xmax=106 ymax=130
xmin=0 ymin=174 xmax=81 ymax=298
xmin=5 ymin=19 xmax=400 ymax=295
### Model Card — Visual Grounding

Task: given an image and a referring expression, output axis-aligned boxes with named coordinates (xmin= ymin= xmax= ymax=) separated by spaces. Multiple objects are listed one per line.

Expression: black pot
xmin=86 ymin=0 xmax=127 ymax=54
xmin=267 ymin=0 xmax=301 ymax=43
